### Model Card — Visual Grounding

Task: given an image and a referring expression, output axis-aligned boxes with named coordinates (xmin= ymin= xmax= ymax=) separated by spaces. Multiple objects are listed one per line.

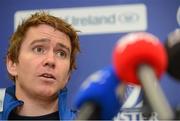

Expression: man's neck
xmin=15 ymin=87 xmax=59 ymax=116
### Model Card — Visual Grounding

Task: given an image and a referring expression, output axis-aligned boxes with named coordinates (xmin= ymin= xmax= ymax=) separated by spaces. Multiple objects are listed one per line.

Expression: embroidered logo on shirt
xmin=0 ymin=88 xmax=6 ymax=112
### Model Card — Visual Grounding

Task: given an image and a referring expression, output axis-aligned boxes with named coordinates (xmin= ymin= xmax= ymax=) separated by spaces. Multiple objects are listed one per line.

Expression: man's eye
xmin=56 ymin=50 xmax=67 ymax=58
xmin=33 ymin=47 xmax=45 ymax=54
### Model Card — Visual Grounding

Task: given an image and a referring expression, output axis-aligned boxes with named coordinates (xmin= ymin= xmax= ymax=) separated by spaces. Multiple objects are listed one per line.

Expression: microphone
xmin=164 ymin=28 xmax=180 ymax=80
xmin=164 ymin=28 xmax=180 ymax=119
xmin=74 ymin=66 xmax=122 ymax=120
xmin=112 ymin=32 xmax=174 ymax=119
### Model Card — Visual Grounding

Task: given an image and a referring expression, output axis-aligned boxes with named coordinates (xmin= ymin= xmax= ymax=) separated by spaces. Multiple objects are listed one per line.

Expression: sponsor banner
xmin=14 ymin=4 xmax=147 ymax=35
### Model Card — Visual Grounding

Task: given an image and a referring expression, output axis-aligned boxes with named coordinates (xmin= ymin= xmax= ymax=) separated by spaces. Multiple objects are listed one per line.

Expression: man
xmin=0 ymin=11 xmax=80 ymax=120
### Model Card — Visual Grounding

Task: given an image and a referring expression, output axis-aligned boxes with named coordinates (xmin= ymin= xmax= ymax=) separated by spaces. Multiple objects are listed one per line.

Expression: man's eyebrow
xmin=57 ymin=43 xmax=71 ymax=54
xmin=30 ymin=38 xmax=71 ymax=54
xmin=30 ymin=38 xmax=50 ymax=46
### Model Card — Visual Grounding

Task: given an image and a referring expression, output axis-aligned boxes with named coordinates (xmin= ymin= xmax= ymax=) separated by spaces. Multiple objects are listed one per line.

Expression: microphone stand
xmin=76 ymin=102 xmax=101 ymax=120
xmin=138 ymin=64 xmax=174 ymax=120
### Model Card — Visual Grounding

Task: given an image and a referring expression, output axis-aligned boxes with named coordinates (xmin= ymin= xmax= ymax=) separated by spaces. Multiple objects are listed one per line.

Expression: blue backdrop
xmin=0 ymin=0 xmax=180 ymax=108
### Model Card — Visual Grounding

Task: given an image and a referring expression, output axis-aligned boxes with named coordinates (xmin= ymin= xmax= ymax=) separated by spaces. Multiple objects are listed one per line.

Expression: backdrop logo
xmin=114 ymin=110 xmax=158 ymax=121
xmin=177 ymin=6 xmax=180 ymax=26
xmin=118 ymin=12 xmax=140 ymax=23
xmin=14 ymin=4 xmax=147 ymax=35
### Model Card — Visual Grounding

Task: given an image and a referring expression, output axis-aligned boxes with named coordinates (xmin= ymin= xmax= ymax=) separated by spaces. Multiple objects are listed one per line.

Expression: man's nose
xmin=43 ymin=51 xmax=56 ymax=69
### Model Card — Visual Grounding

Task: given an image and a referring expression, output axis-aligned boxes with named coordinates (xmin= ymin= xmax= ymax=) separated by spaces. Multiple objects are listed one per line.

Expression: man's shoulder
xmin=0 ymin=88 xmax=6 ymax=112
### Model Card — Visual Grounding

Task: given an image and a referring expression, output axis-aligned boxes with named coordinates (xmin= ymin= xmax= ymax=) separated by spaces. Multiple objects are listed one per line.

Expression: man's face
xmin=7 ymin=24 xmax=71 ymax=98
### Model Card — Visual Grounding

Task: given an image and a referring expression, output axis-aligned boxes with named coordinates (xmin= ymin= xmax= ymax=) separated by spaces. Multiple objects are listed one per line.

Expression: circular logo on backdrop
xmin=118 ymin=12 xmax=140 ymax=23
xmin=177 ymin=6 xmax=180 ymax=26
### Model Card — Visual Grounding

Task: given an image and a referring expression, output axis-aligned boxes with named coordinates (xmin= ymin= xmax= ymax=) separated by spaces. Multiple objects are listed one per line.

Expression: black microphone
xmin=164 ymin=28 xmax=180 ymax=119
xmin=165 ymin=28 xmax=180 ymax=80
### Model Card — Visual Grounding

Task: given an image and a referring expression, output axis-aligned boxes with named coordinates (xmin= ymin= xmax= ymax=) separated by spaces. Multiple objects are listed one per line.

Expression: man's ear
xmin=6 ymin=57 xmax=18 ymax=77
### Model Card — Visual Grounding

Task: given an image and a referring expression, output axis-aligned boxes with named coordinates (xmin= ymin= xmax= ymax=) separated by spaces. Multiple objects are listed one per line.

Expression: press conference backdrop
xmin=0 ymin=0 xmax=180 ymax=108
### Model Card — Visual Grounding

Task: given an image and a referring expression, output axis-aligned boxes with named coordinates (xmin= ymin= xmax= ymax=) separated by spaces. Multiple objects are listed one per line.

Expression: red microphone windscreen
xmin=112 ymin=32 xmax=167 ymax=85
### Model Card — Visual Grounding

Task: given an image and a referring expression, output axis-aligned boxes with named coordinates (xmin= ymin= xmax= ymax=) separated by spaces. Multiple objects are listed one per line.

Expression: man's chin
xmin=36 ymin=88 xmax=58 ymax=99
